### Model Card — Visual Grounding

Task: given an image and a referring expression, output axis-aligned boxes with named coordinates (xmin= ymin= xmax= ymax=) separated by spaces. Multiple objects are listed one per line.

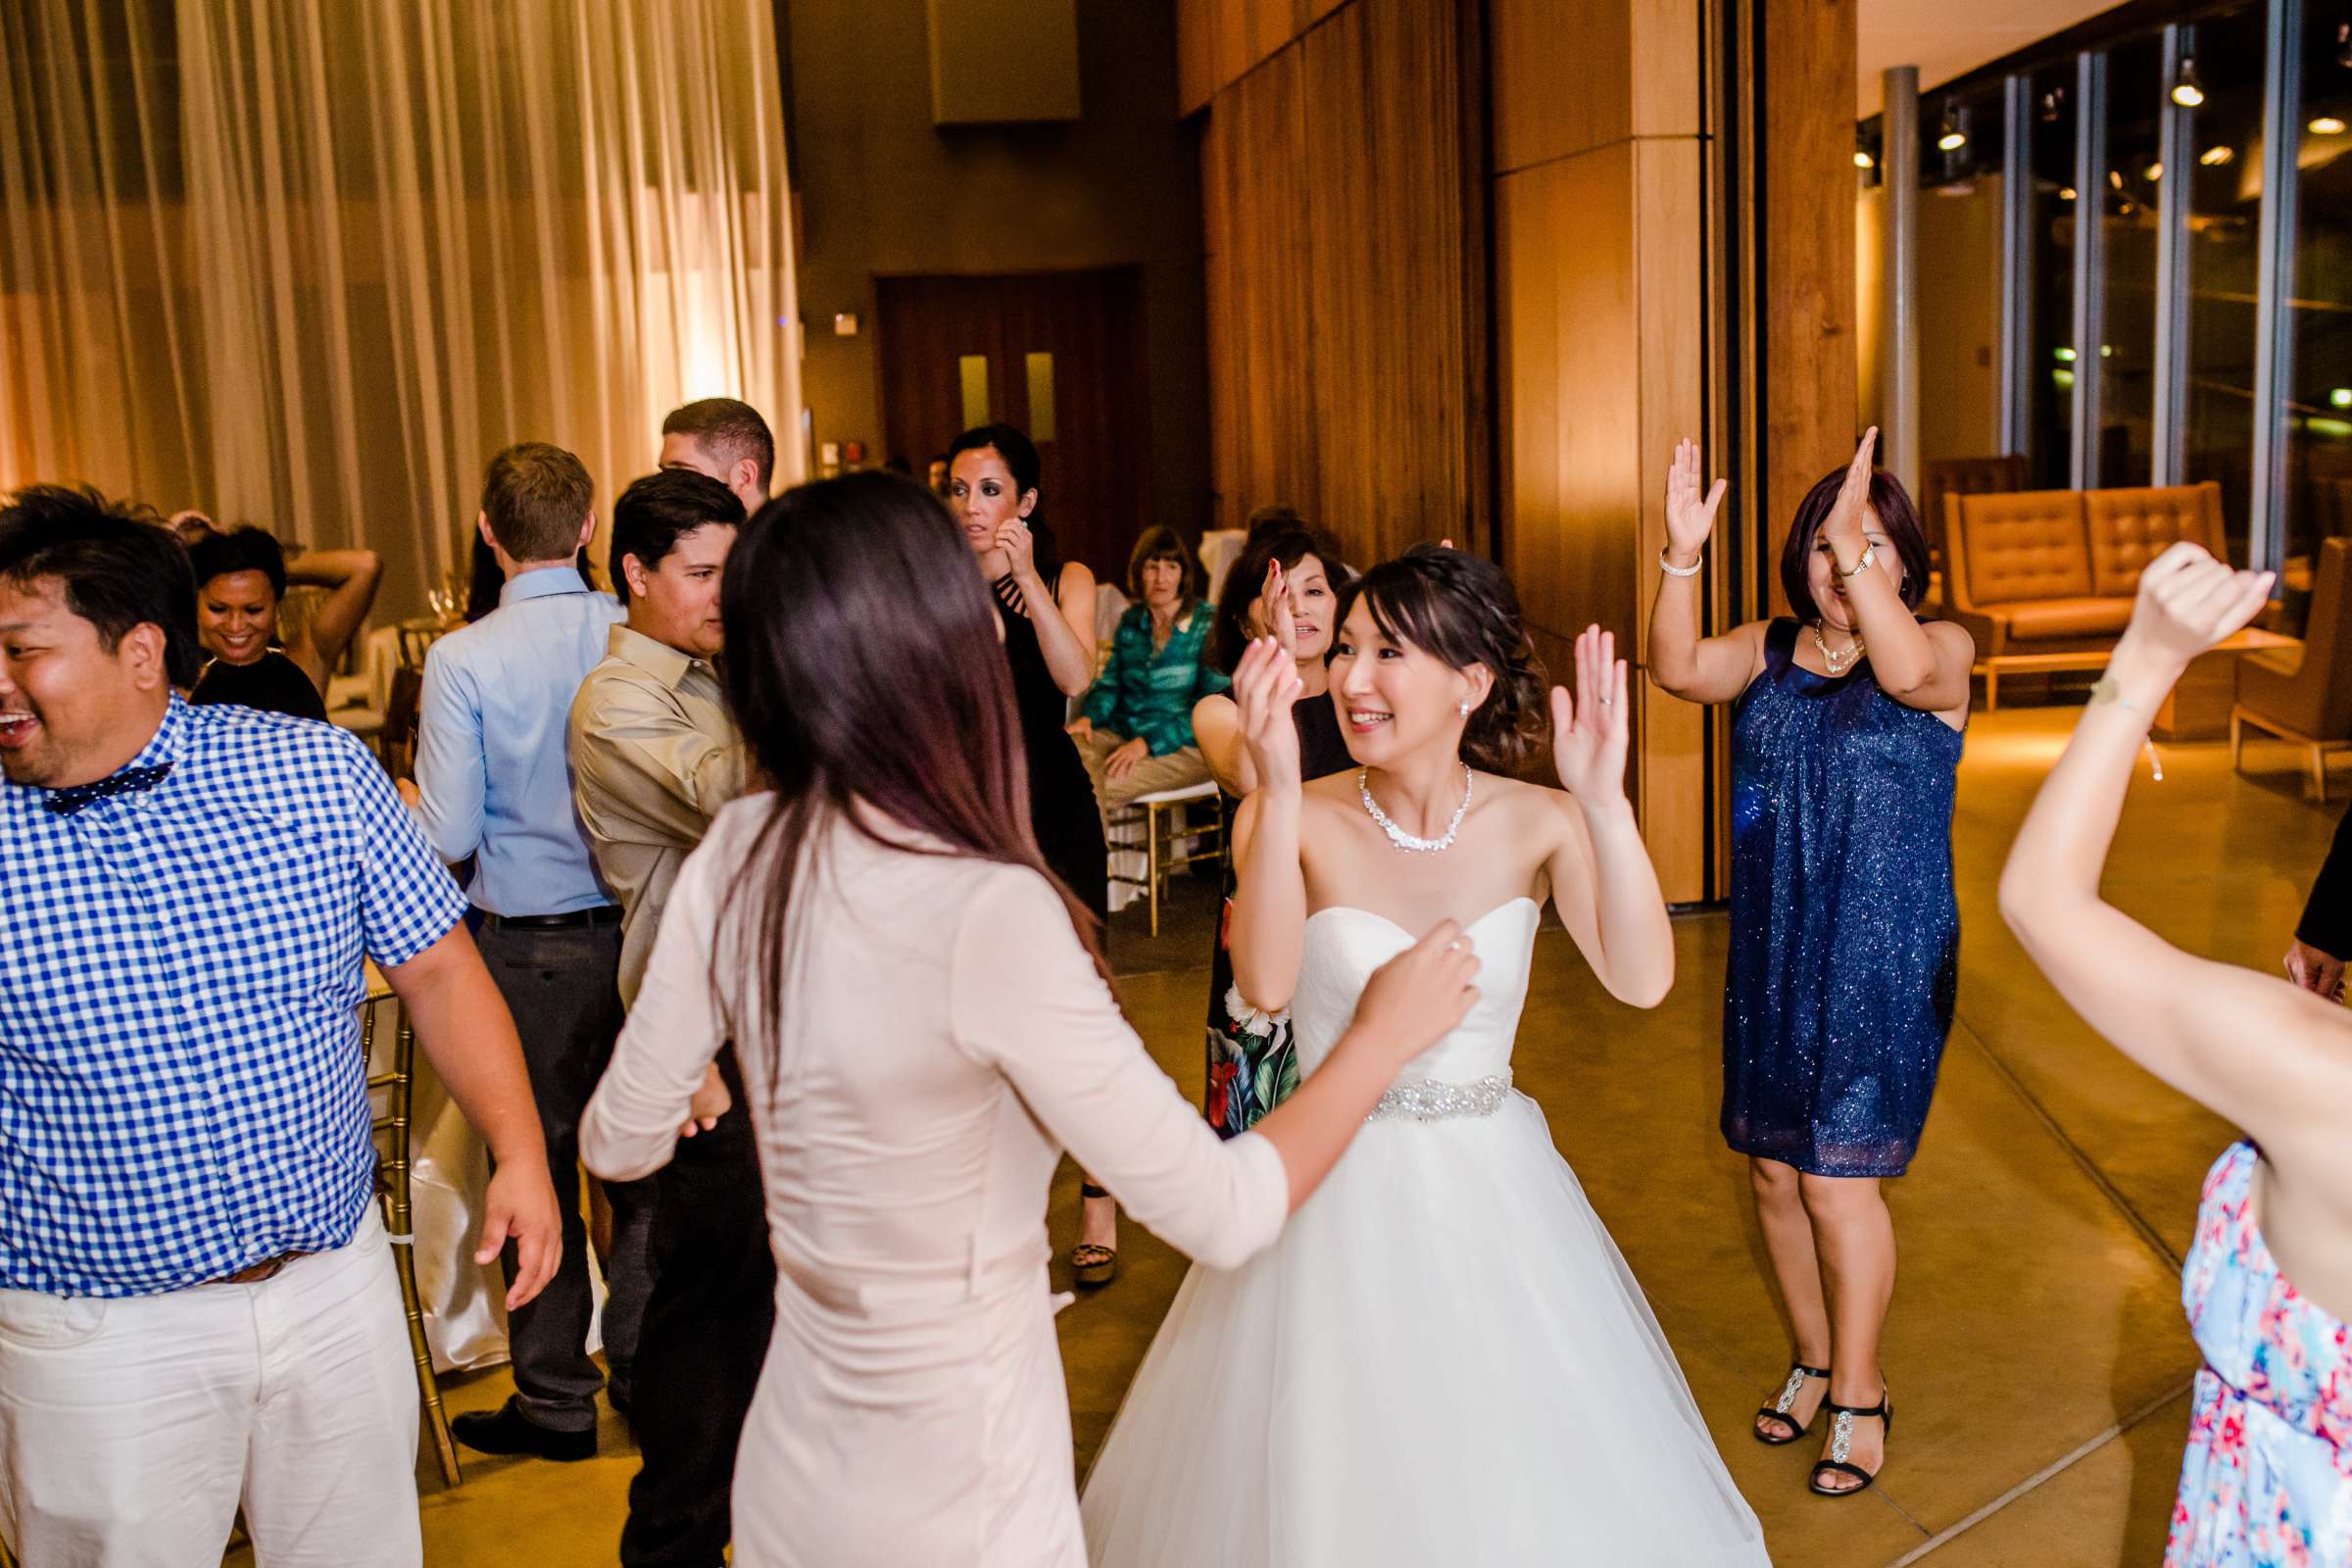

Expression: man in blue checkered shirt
xmin=0 ymin=487 xmax=562 ymax=1566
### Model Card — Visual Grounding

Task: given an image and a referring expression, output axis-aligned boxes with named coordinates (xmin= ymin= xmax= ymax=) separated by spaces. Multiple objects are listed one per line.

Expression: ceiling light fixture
xmin=1937 ymin=102 xmax=1968 ymax=153
xmin=2172 ymin=57 xmax=2206 ymax=108
xmin=2144 ymin=163 xmax=2164 ymax=180
xmin=2313 ymin=116 xmax=2349 ymax=135
xmin=2060 ymin=186 xmax=2079 ymax=201
xmin=2200 ymin=145 xmax=2234 ymax=167
xmin=1854 ymin=149 xmax=1876 ymax=170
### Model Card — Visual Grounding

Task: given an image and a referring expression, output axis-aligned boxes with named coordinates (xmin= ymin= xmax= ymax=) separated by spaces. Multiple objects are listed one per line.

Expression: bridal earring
xmin=1457 ymin=700 xmax=1472 ymax=716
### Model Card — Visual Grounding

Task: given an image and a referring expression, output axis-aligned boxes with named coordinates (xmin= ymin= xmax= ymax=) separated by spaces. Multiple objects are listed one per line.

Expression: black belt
xmin=481 ymin=906 xmax=622 ymax=932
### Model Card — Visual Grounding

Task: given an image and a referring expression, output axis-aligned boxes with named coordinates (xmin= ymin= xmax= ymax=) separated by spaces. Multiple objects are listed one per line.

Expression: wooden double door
xmin=875 ymin=268 xmax=1148 ymax=582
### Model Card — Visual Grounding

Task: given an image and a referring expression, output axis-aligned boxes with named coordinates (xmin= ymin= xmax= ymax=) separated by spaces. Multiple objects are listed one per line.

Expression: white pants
xmin=0 ymin=1208 xmax=421 ymax=1568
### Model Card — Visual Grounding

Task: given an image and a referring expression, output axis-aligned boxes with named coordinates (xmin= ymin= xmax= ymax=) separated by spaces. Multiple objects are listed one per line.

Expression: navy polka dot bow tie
xmin=43 ymin=762 xmax=172 ymax=816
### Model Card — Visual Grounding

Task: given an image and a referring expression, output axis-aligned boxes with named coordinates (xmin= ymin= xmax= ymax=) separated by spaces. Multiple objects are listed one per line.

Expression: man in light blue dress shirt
xmin=405 ymin=443 xmax=654 ymax=1462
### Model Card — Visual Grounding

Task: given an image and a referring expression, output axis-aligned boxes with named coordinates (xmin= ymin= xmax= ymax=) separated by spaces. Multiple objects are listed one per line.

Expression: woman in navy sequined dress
xmin=1648 ymin=430 xmax=1974 ymax=1501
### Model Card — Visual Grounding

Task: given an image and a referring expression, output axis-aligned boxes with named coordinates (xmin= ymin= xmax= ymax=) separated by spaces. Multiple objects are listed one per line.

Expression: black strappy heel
xmin=1752 ymin=1361 xmax=1832 ymax=1446
xmin=1809 ymin=1387 xmax=1893 ymax=1496
xmin=1070 ymin=1181 xmax=1118 ymax=1287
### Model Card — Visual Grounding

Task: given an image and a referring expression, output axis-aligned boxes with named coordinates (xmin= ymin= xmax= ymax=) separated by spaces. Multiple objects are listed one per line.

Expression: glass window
xmin=2284 ymin=7 xmax=2352 ymax=578
xmin=2027 ymin=64 xmax=2080 ymax=489
xmin=2180 ymin=5 xmax=2268 ymax=568
xmin=1917 ymin=84 xmax=2009 ymax=469
xmin=2097 ymin=35 xmax=2166 ymax=487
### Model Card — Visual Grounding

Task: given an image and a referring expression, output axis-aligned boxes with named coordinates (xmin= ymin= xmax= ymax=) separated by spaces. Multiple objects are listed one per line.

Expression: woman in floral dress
xmin=2000 ymin=542 xmax=2351 ymax=1568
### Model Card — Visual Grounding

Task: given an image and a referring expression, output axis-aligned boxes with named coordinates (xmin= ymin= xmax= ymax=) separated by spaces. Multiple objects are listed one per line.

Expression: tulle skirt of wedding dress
xmin=1079 ymin=1093 xmax=1772 ymax=1566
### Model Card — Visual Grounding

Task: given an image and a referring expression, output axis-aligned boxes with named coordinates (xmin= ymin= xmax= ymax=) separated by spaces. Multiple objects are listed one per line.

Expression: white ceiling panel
xmin=1857 ymin=0 xmax=2126 ymax=118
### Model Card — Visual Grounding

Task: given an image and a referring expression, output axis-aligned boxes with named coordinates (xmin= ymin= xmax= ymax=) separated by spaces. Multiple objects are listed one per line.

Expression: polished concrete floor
xmin=284 ymin=703 xmax=2338 ymax=1566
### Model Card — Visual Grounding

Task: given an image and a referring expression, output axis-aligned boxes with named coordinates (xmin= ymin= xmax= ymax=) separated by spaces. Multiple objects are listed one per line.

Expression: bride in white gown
xmin=1081 ymin=547 xmax=1771 ymax=1566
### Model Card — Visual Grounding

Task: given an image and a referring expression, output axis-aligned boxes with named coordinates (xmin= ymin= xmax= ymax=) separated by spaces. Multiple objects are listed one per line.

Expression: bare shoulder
xmin=1300 ymin=769 xmax=1359 ymax=812
xmin=1924 ymin=618 xmax=1976 ymax=659
xmin=1057 ymin=560 xmax=1096 ymax=597
xmin=1473 ymin=770 xmax=1576 ymax=839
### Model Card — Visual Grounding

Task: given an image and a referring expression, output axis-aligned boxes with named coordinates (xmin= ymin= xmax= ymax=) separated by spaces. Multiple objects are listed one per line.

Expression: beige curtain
xmin=0 ymin=0 xmax=802 ymax=614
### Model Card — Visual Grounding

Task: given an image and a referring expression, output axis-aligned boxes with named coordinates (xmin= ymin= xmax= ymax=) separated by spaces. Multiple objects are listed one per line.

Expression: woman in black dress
xmin=1190 ymin=525 xmax=1353 ymax=1134
xmin=186 ymin=522 xmax=381 ymax=720
xmin=946 ymin=424 xmax=1115 ymax=1276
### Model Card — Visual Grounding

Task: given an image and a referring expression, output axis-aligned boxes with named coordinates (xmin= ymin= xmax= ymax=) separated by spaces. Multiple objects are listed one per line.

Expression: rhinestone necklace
xmin=1358 ymin=764 xmax=1472 ymax=855
xmin=1809 ymin=623 xmax=1867 ymax=676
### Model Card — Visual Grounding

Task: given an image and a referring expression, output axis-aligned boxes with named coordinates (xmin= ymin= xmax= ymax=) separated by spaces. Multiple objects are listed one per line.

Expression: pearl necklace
xmin=1810 ymin=623 xmax=1867 ymax=676
xmin=1358 ymin=765 xmax=1472 ymax=855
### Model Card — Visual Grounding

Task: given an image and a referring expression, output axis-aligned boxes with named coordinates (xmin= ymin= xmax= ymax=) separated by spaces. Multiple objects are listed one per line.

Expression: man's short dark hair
xmin=481 ymin=443 xmax=595 ymax=564
xmin=0 ymin=485 xmax=202 ymax=686
xmin=610 ymin=469 xmax=747 ymax=605
xmin=187 ymin=524 xmax=288 ymax=599
xmin=662 ymin=399 xmax=775 ymax=491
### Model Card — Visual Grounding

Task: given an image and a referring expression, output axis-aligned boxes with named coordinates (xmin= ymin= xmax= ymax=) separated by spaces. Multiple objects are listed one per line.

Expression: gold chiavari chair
xmin=1104 ymin=779 xmax=1227 ymax=937
xmin=362 ymin=984 xmax=463 ymax=1488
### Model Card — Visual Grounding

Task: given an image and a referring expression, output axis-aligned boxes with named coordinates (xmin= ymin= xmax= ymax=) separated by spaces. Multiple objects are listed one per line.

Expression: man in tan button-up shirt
xmin=566 ymin=466 xmax=768 ymax=1568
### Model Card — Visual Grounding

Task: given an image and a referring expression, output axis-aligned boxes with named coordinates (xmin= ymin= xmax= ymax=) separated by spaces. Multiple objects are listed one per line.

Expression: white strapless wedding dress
xmin=1080 ymin=900 xmax=1772 ymax=1565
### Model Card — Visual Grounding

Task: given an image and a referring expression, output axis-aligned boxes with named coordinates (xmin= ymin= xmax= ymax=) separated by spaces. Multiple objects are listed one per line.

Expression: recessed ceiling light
xmin=2312 ymin=116 xmax=2349 ymax=135
xmin=2200 ymin=146 xmax=2234 ymax=167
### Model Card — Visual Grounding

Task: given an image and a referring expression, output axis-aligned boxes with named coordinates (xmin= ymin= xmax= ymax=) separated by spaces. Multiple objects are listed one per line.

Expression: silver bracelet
xmin=1657 ymin=547 xmax=1702 ymax=578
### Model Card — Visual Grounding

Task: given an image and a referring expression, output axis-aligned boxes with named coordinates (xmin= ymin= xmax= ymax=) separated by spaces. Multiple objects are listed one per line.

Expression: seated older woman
xmin=1068 ymin=525 xmax=1226 ymax=808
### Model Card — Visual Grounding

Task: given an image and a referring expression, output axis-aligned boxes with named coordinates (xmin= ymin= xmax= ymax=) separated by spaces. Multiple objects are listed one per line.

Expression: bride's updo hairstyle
xmin=1334 ymin=544 xmax=1547 ymax=771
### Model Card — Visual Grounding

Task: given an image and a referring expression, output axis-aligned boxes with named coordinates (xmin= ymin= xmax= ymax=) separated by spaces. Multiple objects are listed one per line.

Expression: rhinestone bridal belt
xmin=1366 ymin=1071 xmax=1513 ymax=1123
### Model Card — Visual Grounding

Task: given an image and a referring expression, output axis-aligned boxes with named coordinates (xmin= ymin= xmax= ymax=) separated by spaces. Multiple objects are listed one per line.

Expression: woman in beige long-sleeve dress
xmin=579 ymin=472 xmax=1480 ymax=1567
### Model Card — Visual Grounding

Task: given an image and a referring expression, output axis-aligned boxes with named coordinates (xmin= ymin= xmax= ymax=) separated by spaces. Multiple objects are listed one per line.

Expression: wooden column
xmin=1491 ymin=0 xmax=1708 ymax=900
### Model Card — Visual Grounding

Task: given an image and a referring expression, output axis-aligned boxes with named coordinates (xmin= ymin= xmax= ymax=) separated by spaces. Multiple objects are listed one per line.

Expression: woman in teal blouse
xmin=1068 ymin=525 xmax=1227 ymax=807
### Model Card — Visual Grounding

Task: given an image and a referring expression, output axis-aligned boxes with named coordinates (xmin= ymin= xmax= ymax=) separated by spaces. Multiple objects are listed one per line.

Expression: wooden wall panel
xmin=1632 ymin=137 xmax=1707 ymax=895
xmin=1488 ymin=0 xmax=1713 ymax=899
xmin=1194 ymin=0 xmax=1479 ymax=560
xmin=1497 ymin=148 xmax=1639 ymax=653
xmin=1301 ymin=0 xmax=1471 ymax=564
xmin=1759 ymin=0 xmax=1859 ymax=564
xmin=1200 ymin=44 xmax=1319 ymax=531
xmin=1178 ymin=0 xmax=1216 ymax=116
xmin=1490 ymin=0 xmax=1629 ymax=174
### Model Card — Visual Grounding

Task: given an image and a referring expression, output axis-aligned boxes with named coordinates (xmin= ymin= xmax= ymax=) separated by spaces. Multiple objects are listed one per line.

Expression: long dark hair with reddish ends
xmin=1779 ymin=465 xmax=1933 ymax=622
xmin=712 ymin=470 xmax=1107 ymax=1092
xmin=1334 ymin=544 xmax=1548 ymax=772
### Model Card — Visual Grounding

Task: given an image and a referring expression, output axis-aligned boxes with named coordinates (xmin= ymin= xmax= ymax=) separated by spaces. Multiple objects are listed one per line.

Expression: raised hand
xmin=996 ymin=517 xmax=1038 ymax=588
xmin=1664 ymin=439 xmax=1728 ymax=564
xmin=1548 ymin=624 xmax=1631 ymax=806
xmin=1822 ymin=427 xmax=1879 ymax=555
xmin=1232 ymin=634 xmax=1303 ymax=791
xmin=1352 ymin=919 xmax=1482 ymax=1063
xmin=2117 ymin=542 xmax=2275 ymax=670
xmin=1260 ymin=558 xmax=1299 ymax=660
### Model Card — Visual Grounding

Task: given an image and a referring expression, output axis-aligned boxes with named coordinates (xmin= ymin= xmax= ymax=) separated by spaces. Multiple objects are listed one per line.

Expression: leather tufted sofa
xmin=1943 ymin=481 xmax=2228 ymax=706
